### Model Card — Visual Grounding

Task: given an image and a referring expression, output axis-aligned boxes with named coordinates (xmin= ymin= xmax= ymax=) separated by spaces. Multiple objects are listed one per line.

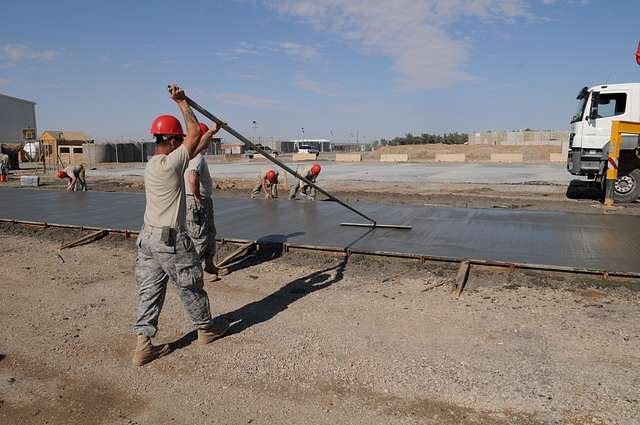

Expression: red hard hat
xmin=199 ymin=122 xmax=209 ymax=135
xmin=310 ymin=163 xmax=321 ymax=176
xmin=150 ymin=115 xmax=185 ymax=136
xmin=56 ymin=170 xmax=67 ymax=179
xmin=266 ymin=169 xmax=278 ymax=183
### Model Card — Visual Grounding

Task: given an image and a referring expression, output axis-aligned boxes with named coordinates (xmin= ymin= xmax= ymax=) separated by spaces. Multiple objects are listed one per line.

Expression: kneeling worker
xmin=132 ymin=84 xmax=228 ymax=367
xmin=185 ymin=122 xmax=221 ymax=280
xmin=251 ymin=168 xmax=279 ymax=199
xmin=289 ymin=163 xmax=321 ymax=200
xmin=56 ymin=164 xmax=87 ymax=191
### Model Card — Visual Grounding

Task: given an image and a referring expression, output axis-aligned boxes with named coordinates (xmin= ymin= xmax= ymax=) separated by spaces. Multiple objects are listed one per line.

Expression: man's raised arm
xmin=168 ymin=84 xmax=200 ymax=159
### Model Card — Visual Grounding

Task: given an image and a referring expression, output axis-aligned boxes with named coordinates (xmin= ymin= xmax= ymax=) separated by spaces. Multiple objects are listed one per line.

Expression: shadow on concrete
xmin=169 ymin=256 xmax=347 ymax=351
xmin=566 ymin=179 xmax=602 ymax=201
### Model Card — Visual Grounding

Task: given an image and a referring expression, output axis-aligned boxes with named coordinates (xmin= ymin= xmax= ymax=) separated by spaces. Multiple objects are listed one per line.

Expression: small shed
xmin=39 ymin=130 xmax=94 ymax=167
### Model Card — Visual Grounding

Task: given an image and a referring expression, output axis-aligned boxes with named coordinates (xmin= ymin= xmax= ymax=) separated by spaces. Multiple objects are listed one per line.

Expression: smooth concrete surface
xmin=335 ymin=154 xmax=362 ymax=162
xmin=435 ymin=153 xmax=466 ymax=162
xmin=380 ymin=154 xmax=409 ymax=162
xmin=1 ymin=188 xmax=639 ymax=274
xmin=490 ymin=153 xmax=524 ymax=163
xmin=89 ymin=162 xmax=578 ymax=185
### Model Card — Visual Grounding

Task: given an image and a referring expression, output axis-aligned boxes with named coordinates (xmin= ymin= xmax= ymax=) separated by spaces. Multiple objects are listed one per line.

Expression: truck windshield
xmin=571 ymin=95 xmax=588 ymax=123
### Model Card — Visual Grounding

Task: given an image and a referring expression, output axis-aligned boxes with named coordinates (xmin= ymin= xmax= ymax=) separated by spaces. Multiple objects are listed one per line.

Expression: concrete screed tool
xmin=179 ymin=88 xmax=411 ymax=230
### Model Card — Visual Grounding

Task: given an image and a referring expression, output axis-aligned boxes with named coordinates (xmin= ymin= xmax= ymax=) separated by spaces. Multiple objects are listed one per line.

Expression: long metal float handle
xmin=185 ymin=96 xmax=377 ymax=226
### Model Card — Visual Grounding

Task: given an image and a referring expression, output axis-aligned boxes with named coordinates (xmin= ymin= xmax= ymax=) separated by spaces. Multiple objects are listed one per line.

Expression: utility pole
xmin=251 ymin=120 xmax=257 ymax=144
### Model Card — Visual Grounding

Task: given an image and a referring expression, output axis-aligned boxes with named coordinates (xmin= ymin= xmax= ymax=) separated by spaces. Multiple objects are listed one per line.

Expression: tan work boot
xmin=132 ymin=335 xmax=171 ymax=366
xmin=197 ymin=317 xmax=230 ymax=345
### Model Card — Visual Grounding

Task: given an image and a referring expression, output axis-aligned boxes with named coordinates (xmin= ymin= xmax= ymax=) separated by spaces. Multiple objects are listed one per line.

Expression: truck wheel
xmin=613 ymin=168 xmax=640 ymax=203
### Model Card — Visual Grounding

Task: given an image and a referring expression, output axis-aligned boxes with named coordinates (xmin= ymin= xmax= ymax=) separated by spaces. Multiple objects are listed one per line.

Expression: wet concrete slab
xmin=1 ymin=187 xmax=639 ymax=274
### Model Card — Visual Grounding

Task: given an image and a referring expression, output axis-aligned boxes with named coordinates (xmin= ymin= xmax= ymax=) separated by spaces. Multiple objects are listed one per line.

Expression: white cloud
xmin=1 ymin=44 xmax=58 ymax=61
xmin=223 ymin=40 xmax=320 ymax=61
xmin=279 ymin=42 xmax=319 ymax=59
xmin=216 ymin=91 xmax=282 ymax=108
xmin=265 ymin=0 xmax=531 ymax=89
xmin=294 ymin=74 xmax=339 ymax=96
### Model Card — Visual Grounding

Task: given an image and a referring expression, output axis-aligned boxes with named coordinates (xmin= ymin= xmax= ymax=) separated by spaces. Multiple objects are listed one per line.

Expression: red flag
xmin=636 ymin=41 xmax=640 ymax=65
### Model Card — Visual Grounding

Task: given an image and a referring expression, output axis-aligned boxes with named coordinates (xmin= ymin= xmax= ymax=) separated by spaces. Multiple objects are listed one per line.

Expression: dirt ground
xmin=0 ymin=224 xmax=639 ymax=425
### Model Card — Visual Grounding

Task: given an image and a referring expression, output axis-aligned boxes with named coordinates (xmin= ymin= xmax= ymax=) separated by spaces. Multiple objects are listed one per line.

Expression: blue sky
xmin=0 ymin=0 xmax=638 ymax=142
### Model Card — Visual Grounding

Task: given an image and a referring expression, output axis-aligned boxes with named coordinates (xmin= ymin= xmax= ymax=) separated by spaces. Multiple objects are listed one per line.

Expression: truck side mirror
xmin=589 ymin=91 xmax=600 ymax=119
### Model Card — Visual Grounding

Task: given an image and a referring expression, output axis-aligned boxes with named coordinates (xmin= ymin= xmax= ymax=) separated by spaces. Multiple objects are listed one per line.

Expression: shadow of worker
xmin=222 ymin=255 xmax=348 ymax=336
xmin=169 ymin=256 xmax=347 ymax=351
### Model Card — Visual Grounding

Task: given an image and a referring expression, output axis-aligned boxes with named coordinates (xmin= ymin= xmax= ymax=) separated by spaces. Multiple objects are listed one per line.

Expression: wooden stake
xmin=60 ymin=230 xmax=107 ymax=250
xmin=215 ymin=241 xmax=256 ymax=268
xmin=453 ymin=261 xmax=471 ymax=299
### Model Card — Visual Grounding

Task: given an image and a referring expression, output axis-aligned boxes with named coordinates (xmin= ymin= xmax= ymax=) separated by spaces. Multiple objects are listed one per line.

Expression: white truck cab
xmin=567 ymin=82 xmax=640 ymax=202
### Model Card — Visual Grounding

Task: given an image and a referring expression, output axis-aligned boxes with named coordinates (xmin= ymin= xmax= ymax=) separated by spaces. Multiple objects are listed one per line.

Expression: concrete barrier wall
xmin=380 ymin=154 xmax=408 ymax=162
xmin=292 ymin=153 xmax=318 ymax=161
xmin=490 ymin=153 xmax=524 ymax=163
xmin=549 ymin=153 xmax=566 ymax=162
xmin=435 ymin=153 xmax=466 ymax=162
xmin=335 ymin=153 xmax=362 ymax=162
xmin=470 ymin=130 xmax=568 ymax=146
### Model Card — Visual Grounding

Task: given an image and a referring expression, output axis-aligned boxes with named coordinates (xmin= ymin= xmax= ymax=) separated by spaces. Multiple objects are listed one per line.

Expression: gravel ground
xmin=1 ymin=225 xmax=639 ymax=424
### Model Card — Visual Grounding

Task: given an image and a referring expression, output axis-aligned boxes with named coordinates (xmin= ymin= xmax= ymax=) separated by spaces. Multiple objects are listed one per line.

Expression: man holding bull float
xmin=132 ymin=84 xmax=228 ymax=366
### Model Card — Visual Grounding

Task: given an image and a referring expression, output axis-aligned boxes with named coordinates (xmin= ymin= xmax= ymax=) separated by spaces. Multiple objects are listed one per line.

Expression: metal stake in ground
xmin=182 ymin=91 xmax=411 ymax=230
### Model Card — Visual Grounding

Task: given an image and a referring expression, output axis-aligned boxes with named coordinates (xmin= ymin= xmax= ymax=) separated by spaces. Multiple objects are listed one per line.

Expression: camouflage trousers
xmin=288 ymin=182 xmax=316 ymax=200
xmin=186 ymin=196 xmax=216 ymax=262
xmin=251 ymin=181 xmax=278 ymax=198
xmin=133 ymin=224 xmax=214 ymax=337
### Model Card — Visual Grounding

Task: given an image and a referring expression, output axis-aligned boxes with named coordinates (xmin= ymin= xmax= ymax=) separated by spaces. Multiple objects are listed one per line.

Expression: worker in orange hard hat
xmin=251 ymin=167 xmax=279 ymax=199
xmin=289 ymin=163 xmax=321 ymax=200
xmin=132 ymin=84 xmax=228 ymax=367
xmin=56 ymin=164 xmax=87 ymax=191
xmin=184 ymin=121 xmax=222 ymax=281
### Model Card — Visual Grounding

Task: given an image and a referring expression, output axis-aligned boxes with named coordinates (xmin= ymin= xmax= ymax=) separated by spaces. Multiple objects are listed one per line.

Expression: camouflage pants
xmin=72 ymin=168 xmax=87 ymax=191
xmin=186 ymin=196 xmax=216 ymax=262
xmin=288 ymin=182 xmax=316 ymax=200
xmin=133 ymin=225 xmax=214 ymax=337
xmin=251 ymin=181 xmax=278 ymax=198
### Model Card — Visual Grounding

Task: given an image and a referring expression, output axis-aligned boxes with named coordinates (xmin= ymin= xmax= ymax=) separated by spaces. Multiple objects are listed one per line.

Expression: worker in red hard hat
xmin=251 ymin=167 xmax=279 ymax=199
xmin=185 ymin=121 xmax=222 ymax=281
xmin=289 ymin=163 xmax=321 ymax=200
xmin=132 ymin=84 xmax=228 ymax=367
xmin=56 ymin=164 xmax=87 ymax=191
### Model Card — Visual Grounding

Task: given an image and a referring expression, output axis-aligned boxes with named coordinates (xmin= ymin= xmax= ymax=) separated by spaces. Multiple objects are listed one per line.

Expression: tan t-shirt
xmin=184 ymin=152 xmax=213 ymax=199
xmin=143 ymin=144 xmax=189 ymax=228
xmin=297 ymin=166 xmax=316 ymax=184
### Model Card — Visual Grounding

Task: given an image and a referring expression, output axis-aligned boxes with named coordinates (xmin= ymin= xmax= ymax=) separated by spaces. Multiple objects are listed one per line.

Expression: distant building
xmin=274 ymin=139 xmax=332 ymax=153
xmin=39 ymin=130 xmax=94 ymax=167
xmin=0 ymin=93 xmax=37 ymax=169
xmin=222 ymin=143 xmax=245 ymax=155
xmin=332 ymin=142 xmax=371 ymax=152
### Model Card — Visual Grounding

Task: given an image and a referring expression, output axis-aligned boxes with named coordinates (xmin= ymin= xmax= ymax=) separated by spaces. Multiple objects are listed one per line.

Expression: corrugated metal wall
xmin=0 ymin=94 xmax=36 ymax=144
